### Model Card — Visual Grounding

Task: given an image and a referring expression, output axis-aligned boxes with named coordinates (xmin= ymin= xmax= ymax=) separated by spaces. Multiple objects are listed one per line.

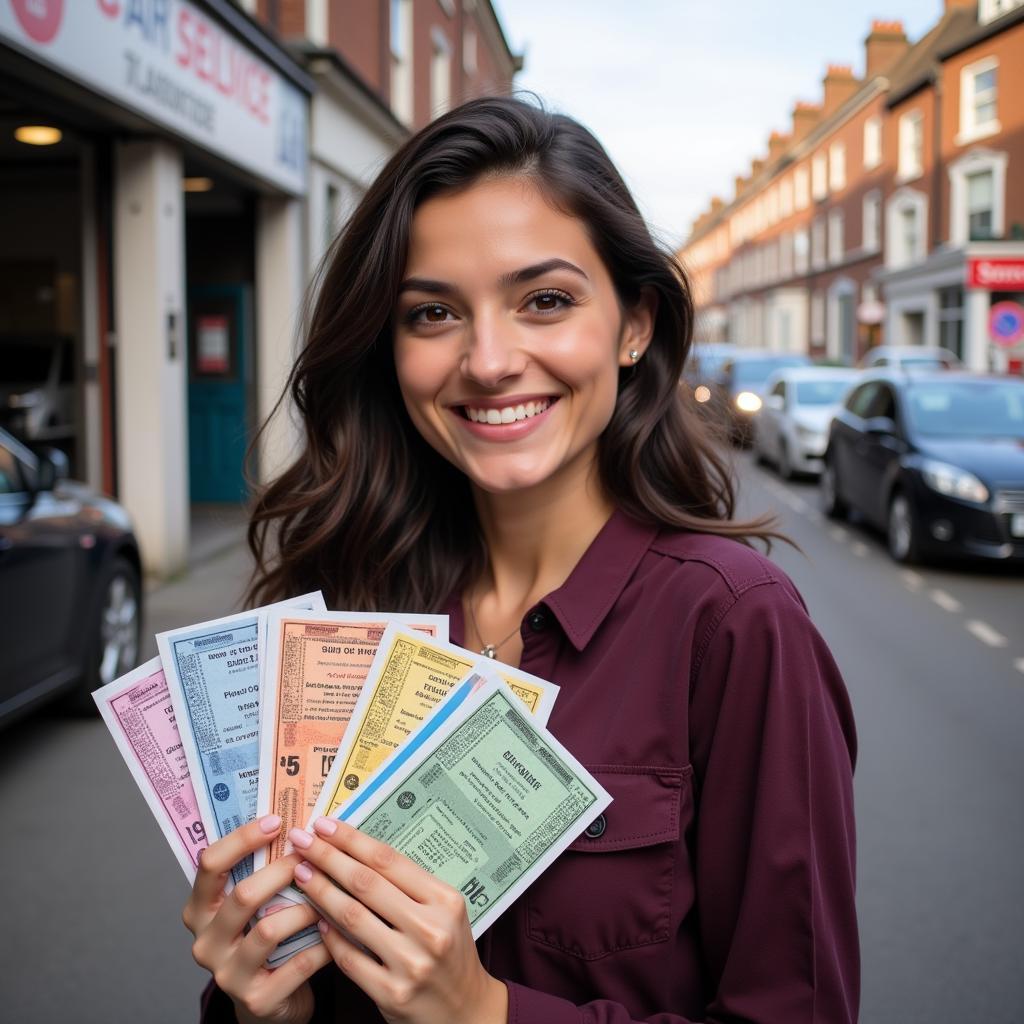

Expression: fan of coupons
xmin=94 ymin=593 xmax=609 ymax=965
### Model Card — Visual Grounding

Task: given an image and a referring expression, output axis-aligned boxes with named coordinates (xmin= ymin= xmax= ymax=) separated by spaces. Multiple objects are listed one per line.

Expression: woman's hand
xmin=288 ymin=817 xmax=508 ymax=1024
xmin=183 ymin=814 xmax=333 ymax=1024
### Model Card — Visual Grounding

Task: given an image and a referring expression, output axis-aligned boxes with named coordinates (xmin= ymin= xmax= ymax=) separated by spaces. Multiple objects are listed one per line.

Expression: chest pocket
xmin=526 ymin=764 xmax=688 ymax=961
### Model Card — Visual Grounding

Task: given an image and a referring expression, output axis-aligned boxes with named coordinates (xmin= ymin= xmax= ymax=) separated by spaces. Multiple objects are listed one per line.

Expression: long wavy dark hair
xmin=247 ymin=95 xmax=776 ymax=611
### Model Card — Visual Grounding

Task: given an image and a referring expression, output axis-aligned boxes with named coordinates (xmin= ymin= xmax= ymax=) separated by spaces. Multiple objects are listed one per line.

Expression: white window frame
xmin=884 ymin=186 xmax=928 ymax=268
xmin=390 ymin=0 xmax=414 ymax=125
xmin=794 ymin=166 xmax=809 ymax=211
xmin=811 ymin=152 xmax=828 ymax=201
xmin=828 ymin=209 xmax=845 ymax=265
xmin=430 ymin=27 xmax=452 ymax=119
xmin=811 ymin=290 xmax=825 ymax=345
xmin=862 ymin=190 xmax=882 ymax=253
xmin=957 ymin=56 xmax=1000 ymax=145
xmin=979 ymin=0 xmax=1023 ymax=23
xmin=829 ymin=142 xmax=846 ymax=192
xmin=863 ymin=117 xmax=882 ymax=170
xmin=794 ymin=228 xmax=809 ymax=275
xmin=897 ymin=111 xmax=924 ymax=182
xmin=463 ymin=25 xmax=477 ymax=75
xmin=947 ymin=147 xmax=1008 ymax=245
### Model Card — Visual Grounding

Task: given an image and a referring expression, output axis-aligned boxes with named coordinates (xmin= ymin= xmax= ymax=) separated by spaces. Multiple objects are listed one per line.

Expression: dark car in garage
xmin=0 ymin=427 xmax=143 ymax=725
xmin=821 ymin=372 xmax=1024 ymax=564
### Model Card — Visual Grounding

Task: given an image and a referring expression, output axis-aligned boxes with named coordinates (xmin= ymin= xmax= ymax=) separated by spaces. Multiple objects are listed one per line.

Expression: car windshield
xmin=905 ymin=380 xmax=1024 ymax=438
xmin=733 ymin=357 xmax=808 ymax=385
xmin=794 ymin=379 xmax=855 ymax=405
xmin=901 ymin=356 xmax=952 ymax=369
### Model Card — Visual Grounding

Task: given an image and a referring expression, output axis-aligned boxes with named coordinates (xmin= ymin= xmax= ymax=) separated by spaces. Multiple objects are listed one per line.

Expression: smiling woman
xmin=190 ymin=96 xmax=859 ymax=1024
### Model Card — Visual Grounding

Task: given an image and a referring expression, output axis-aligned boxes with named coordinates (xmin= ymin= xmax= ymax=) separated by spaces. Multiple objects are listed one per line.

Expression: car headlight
xmin=920 ymin=459 xmax=989 ymax=504
xmin=735 ymin=391 xmax=762 ymax=413
xmin=694 ymin=385 xmax=712 ymax=404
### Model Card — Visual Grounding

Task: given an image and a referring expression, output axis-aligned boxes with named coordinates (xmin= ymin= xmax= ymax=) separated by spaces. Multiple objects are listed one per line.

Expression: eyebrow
xmin=398 ymin=258 xmax=589 ymax=297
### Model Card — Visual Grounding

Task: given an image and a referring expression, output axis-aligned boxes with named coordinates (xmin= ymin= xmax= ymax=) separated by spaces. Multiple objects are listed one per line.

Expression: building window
xmin=863 ymin=117 xmax=882 ymax=170
xmin=463 ymin=26 xmax=477 ymax=75
xmin=430 ymin=27 xmax=452 ymax=119
xmin=766 ymin=186 xmax=779 ymax=225
xmin=812 ymin=152 xmax=828 ymax=200
xmin=779 ymin=231 xmax=794 ymax=278
xmin=947 ymin=148 xmax=1008 ymax=246
xmin=979 ymin=0 xmax=1023 ymax=24
xmin=885 ymin=188 xmax=927 ymax=268
xmin=811 ymin=217 xmax=826 ymax=269
xmin=862 ymin=191 xmax=881 ymax=253
xmin=829 ymin=142 xmax=846 ymax=191
xmin=938 ymin=286 xmax=964 ymax=360
xmin=811 ymin=291 xmax=825 ymax=344
xmin=779 ymin=176 xmax=793 ymax=218
xmin=898 ymin=111 xmax=924 ymax=180
xmin=958 ymin=57 xmax=999 ymax=144
xmin=828 ymin=210 xmax=845 ymax=264
xmin=794 ymin=166 xmax=809 ymax=210
xmin=390 ymin=0 xmax=414 ymax=125
xmin=794 ymin=228 xmax=809 ymax=274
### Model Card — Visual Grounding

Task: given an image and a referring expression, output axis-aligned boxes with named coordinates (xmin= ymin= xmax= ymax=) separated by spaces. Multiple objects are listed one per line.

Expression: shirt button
xmin=584 ymin=814 xmax=606 ymax=839
xmin=527 ymin=611 xmax=548 ymax=633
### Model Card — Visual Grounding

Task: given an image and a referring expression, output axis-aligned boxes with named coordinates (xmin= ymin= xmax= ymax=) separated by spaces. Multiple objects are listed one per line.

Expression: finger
xmin=200 ymin=854 xmax=307 ymax=960
xmin=292 ymin=860 xmax=406 ymax=967
xmin=230 ymin=902 xmax=322 ymax=977
xmin=311 ymin=817 xmax=444 ymax=903
xmin=189 ymin=815 xmax=283 ymax=917
xmin=252 ymin=940 xmax=333 ymax=1015
xmin=318 ymin=919 xmax=391 ymax=1004
xmin=289 ymin=827 xmax=417 ymax=931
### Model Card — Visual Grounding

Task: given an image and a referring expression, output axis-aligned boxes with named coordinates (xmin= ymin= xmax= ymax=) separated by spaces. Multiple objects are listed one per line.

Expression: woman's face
xmin=393 ymin=175 xmax=652 ymax=496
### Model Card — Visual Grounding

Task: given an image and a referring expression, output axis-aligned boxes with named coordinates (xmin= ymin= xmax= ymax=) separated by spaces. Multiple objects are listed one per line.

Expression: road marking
xmin=929 ymin=589 xmax=963 ymax=613
xmin=966 ymin=620 xmax=1008 ymax=648
xmin=901 ymin=570 xmax=924 ymax=592
xmin=1015 ymin=658 xmax=1024 ymax=676
xmin=851 ymin=540 xmax=870 ymax=558
xmin=829 ymin=526 xmax=849 ymax=543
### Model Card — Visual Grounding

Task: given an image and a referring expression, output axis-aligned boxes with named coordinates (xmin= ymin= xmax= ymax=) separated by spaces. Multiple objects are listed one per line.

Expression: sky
xmin=492 ymin=0 xmax=945 ymax=250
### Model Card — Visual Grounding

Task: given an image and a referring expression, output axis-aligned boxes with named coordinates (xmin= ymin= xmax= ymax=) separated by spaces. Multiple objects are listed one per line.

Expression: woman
xmin=186 ymin=96 xmax=858 ymax=1024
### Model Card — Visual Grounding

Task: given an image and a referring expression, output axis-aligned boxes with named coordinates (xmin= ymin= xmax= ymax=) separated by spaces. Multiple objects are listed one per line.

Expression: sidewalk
xmin=140 ymin=504 xmax=255 ymax=660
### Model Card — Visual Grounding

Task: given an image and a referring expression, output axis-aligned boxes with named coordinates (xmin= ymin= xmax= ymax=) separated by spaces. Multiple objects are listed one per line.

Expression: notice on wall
xmin=196 ymin=315 xmax=230 ymax=374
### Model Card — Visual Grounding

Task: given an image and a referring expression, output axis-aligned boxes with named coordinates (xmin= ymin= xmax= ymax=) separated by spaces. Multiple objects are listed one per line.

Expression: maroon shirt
xmin=202 ymin=512 xmax=859 ymax=1023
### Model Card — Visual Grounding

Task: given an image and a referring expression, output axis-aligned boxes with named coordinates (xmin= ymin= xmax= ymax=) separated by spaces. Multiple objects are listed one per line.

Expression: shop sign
xmin=0 ymin=0 xmax=307 ymax=195
xmin=967 ymin=258 xmax=1024 ymax=290
xmin=988 ymin=301 xmax=1024 ymax=348
xmin=196 ymin=314 xmax=230 ymax=373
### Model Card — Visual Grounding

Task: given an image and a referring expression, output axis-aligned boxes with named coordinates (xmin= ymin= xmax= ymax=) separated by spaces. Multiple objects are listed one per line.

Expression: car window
xmin=865 ymin=384 xmax=896 ymax=421
xmin=769 ymin=380 xmax=785 ymax=398
xmin=846 ymin=383 xmax=879 ymax=417
xmin=795 ymin=379 xmax=855 ymax=405
xmin=904 ymin=381 xmax=1024 ymax=438
xmin=0 ymin=444 xmax=25 ymax=494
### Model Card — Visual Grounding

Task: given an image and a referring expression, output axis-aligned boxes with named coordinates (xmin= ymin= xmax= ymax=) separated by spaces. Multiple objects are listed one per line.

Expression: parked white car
xmin=753 ymin=367 xmax=860 ymax=479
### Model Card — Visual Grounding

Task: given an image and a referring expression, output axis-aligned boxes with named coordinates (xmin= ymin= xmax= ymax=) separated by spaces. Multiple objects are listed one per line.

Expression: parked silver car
xmin=753 ymin=367 xmax=860 ymax=478
xmin=858 ymin=345 xmax=962 ymax=371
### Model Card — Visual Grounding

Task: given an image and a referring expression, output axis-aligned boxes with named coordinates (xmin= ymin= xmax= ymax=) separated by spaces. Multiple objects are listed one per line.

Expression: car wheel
xmin=821 ymin=457 xmax=848 ymax=520
xmin=887 ymin=491 xmax=921 ymax=564
xmin=777 ymin=440 xmax=794 ymax=481
xmin=64 ymin=555 xmax=142 ymax=714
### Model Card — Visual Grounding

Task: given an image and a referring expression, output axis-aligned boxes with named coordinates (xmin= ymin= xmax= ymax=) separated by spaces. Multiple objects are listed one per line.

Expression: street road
xmin=1 ymin=454 xmax=1021 ymax=1022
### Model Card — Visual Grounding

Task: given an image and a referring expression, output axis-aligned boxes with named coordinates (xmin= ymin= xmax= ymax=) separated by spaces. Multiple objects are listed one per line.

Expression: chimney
xmin=750 ymin=157 xmax=765 ymax=180
xmin=791 ymin=101 xmax=821 ymax=143
xmin=710 ymin=196 xmax=725 ymax=214
xmin=822 ymin=64 xmax=860 ymax=117
xmin=734 ymin=174 xmax=749 ymax=199
xmin=768 ymin=130 xmax=790 ymax=163
xmin=864 ymin=20 xmax=909 ymax=78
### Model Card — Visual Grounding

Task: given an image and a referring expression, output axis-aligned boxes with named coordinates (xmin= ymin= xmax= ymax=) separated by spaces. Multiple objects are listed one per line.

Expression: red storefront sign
xmin=967 ymin=258 xmax=1024 ymax=290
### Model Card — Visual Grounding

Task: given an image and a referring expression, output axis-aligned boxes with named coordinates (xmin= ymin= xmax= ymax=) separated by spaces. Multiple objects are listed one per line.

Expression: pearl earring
xmin=628 ymin=349 xmax=640 ymax=362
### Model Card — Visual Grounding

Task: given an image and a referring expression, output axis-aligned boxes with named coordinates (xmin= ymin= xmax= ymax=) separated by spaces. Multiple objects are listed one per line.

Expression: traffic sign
xmin=989 ymin=301 xmax=1024 ymax=347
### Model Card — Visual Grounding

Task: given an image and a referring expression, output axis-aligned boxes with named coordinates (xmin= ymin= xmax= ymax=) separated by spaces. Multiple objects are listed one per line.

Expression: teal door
xmin=187 ymin=285 xmax=251 ymax=503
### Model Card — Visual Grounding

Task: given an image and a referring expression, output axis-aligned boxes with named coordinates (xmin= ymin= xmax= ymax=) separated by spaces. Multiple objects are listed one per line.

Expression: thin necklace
xmin=467 ymin=596 xmax=520 ymax=659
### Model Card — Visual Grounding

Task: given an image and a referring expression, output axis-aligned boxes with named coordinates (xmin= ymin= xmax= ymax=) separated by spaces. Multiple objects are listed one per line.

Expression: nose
xmin=460 ymin=311 xmax=527 ymax=388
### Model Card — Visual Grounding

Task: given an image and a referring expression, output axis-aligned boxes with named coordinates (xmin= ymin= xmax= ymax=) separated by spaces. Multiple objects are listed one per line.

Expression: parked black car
xmin=821 ymin=371 xmax=1024 ymax=564
xmin=0 ymin=427 xmax=143 ymax=725
xmin=712 ymin=350 xmax=812 ymax=444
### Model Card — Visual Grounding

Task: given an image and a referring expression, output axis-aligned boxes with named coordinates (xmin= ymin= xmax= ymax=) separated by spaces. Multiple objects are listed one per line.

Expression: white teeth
xmin=464 ymin=399 xmax=553 ymax=424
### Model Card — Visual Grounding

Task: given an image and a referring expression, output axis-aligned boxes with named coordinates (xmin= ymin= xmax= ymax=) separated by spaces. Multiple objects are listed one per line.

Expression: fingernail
xmin=314 ymin=816 xmax=338 ymax=836
xmin=259 ymin=814 xmax=282 ymax=834
xmin=318 ymin=918 xmax=330 ymax=934
xmin=288 ymin=827 xmax=313 ymax=849
xmin=294 ymin=861 xmax=313 ymax=883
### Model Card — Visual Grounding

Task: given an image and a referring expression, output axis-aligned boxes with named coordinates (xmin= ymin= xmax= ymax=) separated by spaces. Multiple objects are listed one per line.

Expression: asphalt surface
xmin=1 ymin=455 xmax=1022 ymax=1023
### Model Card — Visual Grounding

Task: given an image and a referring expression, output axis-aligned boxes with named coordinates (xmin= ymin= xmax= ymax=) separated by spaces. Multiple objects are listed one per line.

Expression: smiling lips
xmin=453 ymin=396 xmax=560 ymax=438
xmin=464 ymin=398 xmax=553 ymax=424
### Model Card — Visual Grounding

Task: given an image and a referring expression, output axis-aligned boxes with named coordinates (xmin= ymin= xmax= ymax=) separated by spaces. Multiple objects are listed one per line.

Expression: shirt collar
xmin=541 ymin=509 xmax=659 ymax=652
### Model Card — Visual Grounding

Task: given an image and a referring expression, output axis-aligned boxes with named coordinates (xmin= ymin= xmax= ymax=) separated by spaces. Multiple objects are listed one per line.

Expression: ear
xmin=618 ymin=286 xmax=658 ymax=367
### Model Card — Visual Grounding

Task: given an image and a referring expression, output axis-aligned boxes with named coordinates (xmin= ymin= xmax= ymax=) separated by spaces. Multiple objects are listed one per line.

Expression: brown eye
xmin=524 ymin=289 xmax=574 ymax=315
xmin=423 ymin=305 xmax=448 ymax=322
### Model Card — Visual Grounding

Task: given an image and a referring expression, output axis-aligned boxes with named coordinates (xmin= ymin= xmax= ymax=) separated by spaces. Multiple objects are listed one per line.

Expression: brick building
xmin=681 ymin=0 xmax=1024 ymax=373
